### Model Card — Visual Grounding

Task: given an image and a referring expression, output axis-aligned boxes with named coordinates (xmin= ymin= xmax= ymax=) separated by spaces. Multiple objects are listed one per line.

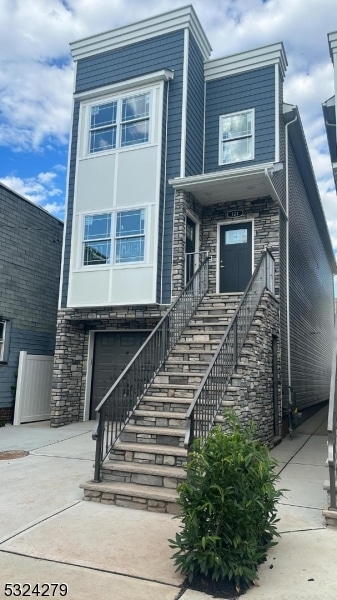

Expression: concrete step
xmin=140 ymin=395 xmax=192 ymax=412
xmin=120 ymin=424 xmax=185 ymax=447
xmin=101 ymin=459 xmax=186 ymax=488
xmin=154 ymin=372 xmax=205 ymax=385
xmin=164 ymin=360 xmax=210 ymax=373
xmin=110 ymin=441 xmax=188 ymax=468
xmin=130 ymin=409 xmax=187 ymax=428
xmin=81 ymin=480 xmax=180 ymax=514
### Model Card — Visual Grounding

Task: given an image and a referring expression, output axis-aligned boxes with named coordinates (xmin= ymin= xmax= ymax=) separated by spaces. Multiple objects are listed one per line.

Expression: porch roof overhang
xmin=169 ymin=162 xmax=284 ymax=209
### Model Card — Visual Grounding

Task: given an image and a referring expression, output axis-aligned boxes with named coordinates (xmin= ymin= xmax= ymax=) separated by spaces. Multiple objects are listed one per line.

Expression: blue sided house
xmin=0 ymin=183 xmax=63 ymax=424
xmin=51 ymin=6 xmax=336 ymax=512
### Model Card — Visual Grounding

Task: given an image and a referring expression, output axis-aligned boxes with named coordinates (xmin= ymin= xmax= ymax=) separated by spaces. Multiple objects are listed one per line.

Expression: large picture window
xmin=89 ymin=92 xmax=151 ymax=154
xmin=82 ymin=209 xmax=145 ymax=266
xmin=219 ymin=109 xmax=254 ymax=165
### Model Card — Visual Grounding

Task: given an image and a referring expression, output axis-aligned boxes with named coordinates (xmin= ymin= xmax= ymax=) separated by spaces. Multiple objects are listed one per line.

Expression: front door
xmin=185 ymin=217 xmax=196 ymax=284
xmin=219 ymin=222 xmax=252 ymax=293
xmin=90 ymin=331 xmax=149 ymax=419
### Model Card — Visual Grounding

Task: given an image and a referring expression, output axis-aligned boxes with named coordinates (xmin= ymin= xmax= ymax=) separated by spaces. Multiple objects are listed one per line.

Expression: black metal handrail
xmin=92 ymin=255 xmax=210 ymax=482
xmin=184 ymin=249 xmax=275 ymax=449
xmin=327 ymin=319 xmax=337 ymax=511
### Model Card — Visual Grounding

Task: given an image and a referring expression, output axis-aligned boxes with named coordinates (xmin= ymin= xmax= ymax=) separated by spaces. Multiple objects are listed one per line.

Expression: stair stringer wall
xmin=217 ymin=290 xmax=281 ymax=444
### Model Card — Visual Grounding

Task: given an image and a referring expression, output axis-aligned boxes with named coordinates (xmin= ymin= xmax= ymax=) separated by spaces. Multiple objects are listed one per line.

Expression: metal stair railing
xmin=327 ymin=319 xmax=337 ymax=511
xmin=184 ymin=249 xmax=275 ymax=449
xmin=92 ymin=255 xmax=210 ymax=482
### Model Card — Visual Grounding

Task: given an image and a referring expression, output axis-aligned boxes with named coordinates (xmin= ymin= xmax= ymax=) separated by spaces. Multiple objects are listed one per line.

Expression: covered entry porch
xmin=170 ymin=162 xmax=283 ymax=297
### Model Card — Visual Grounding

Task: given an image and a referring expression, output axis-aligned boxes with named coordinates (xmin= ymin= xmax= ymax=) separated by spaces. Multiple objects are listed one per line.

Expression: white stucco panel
xmin=76 ymin=154 xmax=116 ymax=211
xmin=69 ymin=270 xmax=110 ymax=306
xmin=111 ymin=267 xmax=155 ymax=304
xmin=116 ymin=146 xmax=158 ymax=207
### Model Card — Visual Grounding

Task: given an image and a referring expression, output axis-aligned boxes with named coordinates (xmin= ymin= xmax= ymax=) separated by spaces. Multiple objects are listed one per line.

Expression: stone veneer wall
xmin=50 ymin=305 xmax=164 ymax=426
xmin=172 ymin=190 xmax=280 ymax=297
xmin=227 ymin=290 xmax=281 ymax=442
xmin=172 ymin=190 xmax=203 ymax=296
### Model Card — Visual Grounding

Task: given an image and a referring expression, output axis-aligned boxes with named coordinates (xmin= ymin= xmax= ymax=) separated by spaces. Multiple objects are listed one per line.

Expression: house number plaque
xmin=226 ymin=209 xmax=243 ymax=218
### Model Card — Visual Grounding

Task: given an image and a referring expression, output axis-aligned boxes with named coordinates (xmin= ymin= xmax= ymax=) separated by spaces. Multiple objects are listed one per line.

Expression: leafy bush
xmin=169 ymin=413 xmax=282 ymax=592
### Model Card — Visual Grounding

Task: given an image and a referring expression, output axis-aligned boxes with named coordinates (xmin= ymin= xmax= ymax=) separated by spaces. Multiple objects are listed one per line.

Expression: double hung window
xmin=219 ymin=109 xmax=254 ymax=165
xmin=82 ymin=209 xmax=145 ymax=266
xmin=0 ymin=321 xmax=6 ymax=361
xmin=89 ymin=92 xmax=151 ymax=154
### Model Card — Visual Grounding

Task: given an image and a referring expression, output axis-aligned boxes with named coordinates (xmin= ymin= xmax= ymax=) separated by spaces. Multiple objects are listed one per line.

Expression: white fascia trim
xmin=328 ymin=31 xmax=337 ymax=63
xmin=70 ymin=5 xmax=211 ymax=62
xmin=169 ymin=161 xmax=275 ymax=188
xmin=74 ymin=69 xmax=174 ymax=101
xmin=180 ymin=28 xmax=189 ymax=178
xmin=204 ymin=43 xmax=287 ymax=82
xmin=275 ymin=64 xmax=280 ymax=163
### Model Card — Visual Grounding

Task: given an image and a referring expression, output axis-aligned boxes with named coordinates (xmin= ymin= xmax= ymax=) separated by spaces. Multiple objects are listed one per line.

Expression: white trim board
xmin=70 ymin=5 xmax=211 ymax=62
xmin=205 ymin=42 xmax=287 ymax=81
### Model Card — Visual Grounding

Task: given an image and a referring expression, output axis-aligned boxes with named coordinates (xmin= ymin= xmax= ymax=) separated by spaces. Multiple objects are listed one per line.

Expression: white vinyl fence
xmin=13 ymin=352 xmax=54 ymax=425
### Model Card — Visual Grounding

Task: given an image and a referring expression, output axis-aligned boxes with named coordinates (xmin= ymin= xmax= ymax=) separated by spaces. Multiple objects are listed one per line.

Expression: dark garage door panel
xmin=90 ymin=331 xmax=149 ymax=419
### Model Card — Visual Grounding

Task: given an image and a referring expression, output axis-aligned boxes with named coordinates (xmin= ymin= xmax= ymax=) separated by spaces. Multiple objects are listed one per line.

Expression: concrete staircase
xmin=81 ymin=293 xmax=242 ymax=513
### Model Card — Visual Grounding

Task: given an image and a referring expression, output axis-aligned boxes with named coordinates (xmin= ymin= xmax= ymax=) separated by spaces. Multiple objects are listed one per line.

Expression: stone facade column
xmin=50 ymin=311 xmax=86 ymax=426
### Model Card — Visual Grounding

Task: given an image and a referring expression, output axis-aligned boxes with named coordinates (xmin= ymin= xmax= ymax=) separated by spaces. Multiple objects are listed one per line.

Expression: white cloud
xmin=0 ymin=0 xmax=336 ymax=245
xmin=0 ymin=171 xmax=64 ymax=218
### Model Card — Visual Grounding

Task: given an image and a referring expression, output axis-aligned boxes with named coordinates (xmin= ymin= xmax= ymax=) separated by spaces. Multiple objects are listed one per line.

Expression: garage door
xmin=90 ymin=331 xmax=150 ymax=419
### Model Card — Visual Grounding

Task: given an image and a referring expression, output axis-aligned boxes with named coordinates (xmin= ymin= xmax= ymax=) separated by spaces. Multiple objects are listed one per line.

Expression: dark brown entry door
xmin=219 ymin=222 xmax=252 ymax=293
xmin=90 ymin=331 xmax=149 ymax=419
xmin=185 ymin=217 xmax=196 ymax=284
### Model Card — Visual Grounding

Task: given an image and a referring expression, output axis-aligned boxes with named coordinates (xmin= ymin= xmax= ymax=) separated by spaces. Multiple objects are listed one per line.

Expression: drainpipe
xmin=285 ymin=113 xmax=298 ymax=401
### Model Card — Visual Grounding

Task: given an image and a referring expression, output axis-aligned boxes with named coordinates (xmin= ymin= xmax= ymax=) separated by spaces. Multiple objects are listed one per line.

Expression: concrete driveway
xmin=0 ymin=407 xmax=336 ymax=600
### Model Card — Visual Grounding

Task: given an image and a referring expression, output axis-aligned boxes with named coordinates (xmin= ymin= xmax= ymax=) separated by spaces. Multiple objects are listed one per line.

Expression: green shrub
xmin=169 ymin=412 xmax=282 ymax=592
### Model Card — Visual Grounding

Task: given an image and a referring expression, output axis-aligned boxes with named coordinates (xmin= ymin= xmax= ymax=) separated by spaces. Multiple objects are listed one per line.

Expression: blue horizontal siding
xmin=185 ymin=32 xmax=204 ymax=176
xmin=204 ymin=66 xmax=275 ymax=172
xmin=62 ymin=30 xmax=185 ymax=307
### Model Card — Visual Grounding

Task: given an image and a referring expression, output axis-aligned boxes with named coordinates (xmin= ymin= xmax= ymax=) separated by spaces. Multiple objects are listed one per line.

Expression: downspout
xmin=285 ymin=113 xmax=298 ymax=400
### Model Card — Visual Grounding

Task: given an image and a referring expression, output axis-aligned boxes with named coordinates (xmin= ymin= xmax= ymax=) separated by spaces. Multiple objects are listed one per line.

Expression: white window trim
xmin=218 ymin=109 xmax=255 ymax=166
xmin=0 ymin=320 xmax=6 ymax=361
xmin=82 ymin=87 xmax=155 ymax=158
xmin=80 ymin=207 xmax=147 ymax=269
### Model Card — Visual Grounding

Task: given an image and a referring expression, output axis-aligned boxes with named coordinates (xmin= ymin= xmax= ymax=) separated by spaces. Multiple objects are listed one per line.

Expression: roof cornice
xmin=328 ymin=31 xmax=337 ymax=63
xmin=70 ymin=5 xmax=212 ymax=62
xmin=204 ymin=42 xmax=287 ymax=82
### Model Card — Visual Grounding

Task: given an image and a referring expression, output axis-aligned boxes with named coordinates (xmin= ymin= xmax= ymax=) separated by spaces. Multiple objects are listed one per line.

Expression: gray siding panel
xmin=185 ymin=33 xmax=204 ymax=176
xmin=0 ymin=185 xmax=62 ymax=407
xmin=63 ymin=30 xmax=185 ymax=307
xmin=0 ymin=329 xmax=55 ymax=408
xmin=288 ymin=141 xmax=334 ymax=410
xmin=204 ymin=66 xmax=275 ymax=173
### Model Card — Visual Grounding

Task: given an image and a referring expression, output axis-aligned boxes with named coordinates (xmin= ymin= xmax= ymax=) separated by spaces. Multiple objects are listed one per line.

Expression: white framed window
xmin=219 ymin=109 xmax=254 ymax=165
xmin=82 ymin=209 xmax=146 ymax=267
xmin=83 ymin=213 xmax=112 ymax=266
xmin=115 ymin=209 xmax=145 ymax=264
xmin=88 ymin=91 xmax=151 ymax=154
xmin=0 ymin=320 xmax=6 ymax=361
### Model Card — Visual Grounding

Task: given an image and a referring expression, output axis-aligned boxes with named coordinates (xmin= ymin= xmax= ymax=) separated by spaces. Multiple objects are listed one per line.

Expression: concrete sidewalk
xmin=0 ymin=407 xmax=335 ymax=600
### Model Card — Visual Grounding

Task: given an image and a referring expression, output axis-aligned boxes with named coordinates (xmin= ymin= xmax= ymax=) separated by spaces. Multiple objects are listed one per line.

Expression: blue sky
xmin=0 ymin=0 xmax=337 ymax=249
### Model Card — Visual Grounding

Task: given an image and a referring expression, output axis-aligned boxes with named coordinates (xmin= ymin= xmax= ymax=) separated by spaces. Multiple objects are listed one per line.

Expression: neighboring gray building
xmin=0 ymin=183 xmax=63 ymax=423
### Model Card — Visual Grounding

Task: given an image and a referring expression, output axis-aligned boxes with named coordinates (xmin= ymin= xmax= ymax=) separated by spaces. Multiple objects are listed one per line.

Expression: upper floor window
xmin=82 ymin=209 xmax=145 ymax=266
xmin=219 ymin=109 xmax=254 ymax=165
xmin=0 ymin=320 xmax=7 ymax=362
xmin=89 ymin=92 xmax=151 ymax=154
